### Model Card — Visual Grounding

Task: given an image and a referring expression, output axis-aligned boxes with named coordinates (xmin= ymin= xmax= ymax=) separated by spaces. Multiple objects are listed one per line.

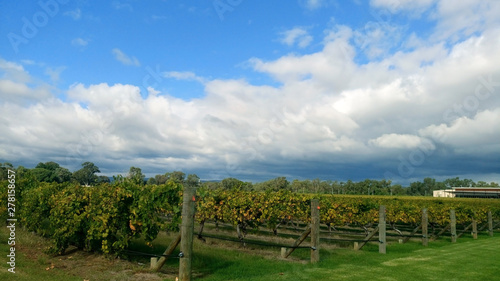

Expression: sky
xmin=0 ymin=0 xmax=499 ymax=185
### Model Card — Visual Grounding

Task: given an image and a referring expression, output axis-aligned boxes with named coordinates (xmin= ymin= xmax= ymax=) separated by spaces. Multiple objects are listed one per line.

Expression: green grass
xmin=187 ymin=234 xmax=500 ymax=281
xmin=2 ymin=226 xmax=500 ymax=281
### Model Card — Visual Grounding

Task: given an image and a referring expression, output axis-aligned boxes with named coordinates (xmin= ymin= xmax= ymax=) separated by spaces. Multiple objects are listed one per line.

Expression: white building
xmin=433 ymin=187 xmax=500 ymax=199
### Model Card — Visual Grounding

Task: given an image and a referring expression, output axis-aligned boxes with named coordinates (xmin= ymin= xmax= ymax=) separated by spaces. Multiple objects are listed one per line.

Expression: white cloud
xmin=371 ymin=0 xmax=500 ymax=42
xmin=432 ymin=0 xmax=500 ymax=42
xmin=163 ymin=71 xmax=207 ymax=83
xmin=111 ymin=48 xmax=140 ymax=67
xmin=1 ymin=2 xmax=500 ymax=181
xmin=353 ymin=21 xmax=404 ymax=59
xmin=419 ymin=109 xmax=500 ymax=153
xmin=279 ymin=27 xmax=313 ymax=48
xmin=369 ymin=133 xmax=435 ymax=150
xmin=370 ymin=0 xmax=436 ymax=14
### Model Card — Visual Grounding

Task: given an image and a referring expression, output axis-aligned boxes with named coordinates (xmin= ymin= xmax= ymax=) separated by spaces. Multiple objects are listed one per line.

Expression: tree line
xmin=1 ymin=161 xmax=498 ymax=196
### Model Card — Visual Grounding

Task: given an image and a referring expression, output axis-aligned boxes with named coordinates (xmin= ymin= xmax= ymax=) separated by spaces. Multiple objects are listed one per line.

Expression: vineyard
xmin=2 ymin=178 xmax=500 ymax=258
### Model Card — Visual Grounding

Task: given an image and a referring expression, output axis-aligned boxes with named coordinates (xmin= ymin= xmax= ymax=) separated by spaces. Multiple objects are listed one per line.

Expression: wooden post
xmin=403 ymin=224 xmax=421 ymax=243
xmin=281 ymin=247 xmax=287 ymax=258
xmin=150 ymin=257 xmax=158 ymax=270
xmin=152 ymin=233 xmax=181 ymax=272
xmin=356 ymin=226 xmax=379 ymax=251
xmin=431 ymin=224 xmax=450 ymax=241
xmin=311 ymin=199 xmax=320 ymax=263
xmin=179 ymin=185 xmax=196 ymax=281
xmin=450 ymin=209 xmax=457 ymax=243
xmin=283 ymin=226 xmax=311 ymax=258
xmin=379 ymin=205 xmax=386 ymax=254
xmin=472 ymin=218 xmax=478 ymax=239
xmin=457 ymin=222 xmax=473 ymax=238
xmin=422 ymin=208 xmax=428 ymax=246
xmin=488 ymin=211 xmax=493 ymax=237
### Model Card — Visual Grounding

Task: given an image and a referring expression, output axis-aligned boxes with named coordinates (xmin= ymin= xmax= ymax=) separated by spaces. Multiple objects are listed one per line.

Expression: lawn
xmin=1 ymin=226 xmax=499 ymax=280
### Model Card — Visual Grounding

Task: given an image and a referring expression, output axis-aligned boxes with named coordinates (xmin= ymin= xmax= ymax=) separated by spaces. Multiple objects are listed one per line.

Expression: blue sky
xmin=1 ymin=0 xmax=499 ymax=185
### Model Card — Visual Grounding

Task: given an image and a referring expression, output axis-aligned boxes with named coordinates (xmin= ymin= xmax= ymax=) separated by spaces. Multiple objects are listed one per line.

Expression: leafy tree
xmin=0 ymin=162 xmax=14 ymax=181
xmin=31 ymin=162 xmax=72 ymax=183
xmin=477 ymin=181 xmax=500 ymax=187
xmin=72 ymin=162 xmax=100 ymax=186
xmin=220 ymin=177 xmax=244 ymax=190
xmin=443 ymin=177 xmax=475 ymax=188
xmin=97 ymin=175 xmax=111 ymax=183
xmin=127 ymin=166 xmax=145 ymax=185
xmin=254 ymin=177 xmax=289 ymax=191
xmin=166 ymin=171 xmax=186 ymax=183
xmin=146 ymin=174 xmax=168 ymax=185
xmin=36 ymin=161 xmax=60 ymax=171
xmin=54 ymin=167 xmax=72 ymax=183
xmin=390 ymin=184 xmax=406 ymax=196
xmin=31 ymin=167 xmax=56 ymax=182
xmin=186 ymin=174 xmax=201 ymax=187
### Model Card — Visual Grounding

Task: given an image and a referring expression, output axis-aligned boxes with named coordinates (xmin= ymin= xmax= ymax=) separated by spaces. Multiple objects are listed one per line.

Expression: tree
xmin=477 ymin=181 xmax=500 ymax=187
xmin=73 ymin=162 xmax=100 ymax=186
xmin=221 ymin=177 xmax=244 ymax=190
xmin=254 ymin=177 xmax=289 ymax=191
xmin=31 ymin=162 xmax=72 ymax=183
xmin=97 ymin=175 xmax=111 ymax=184
xmin=390 ymin=184 xmax=406 ymax=196
xmin=54 ymin=167 xmax=72 ymax=183
xmin=147 ymin=174 xmax=169 ymax=185
xmin=186 ymin=174 xmax=201 ymax=187
xmin=36 ymin=161 xmax=60 ymax=171
xmin=0 ymin=162 xmax=14 ymax=181
xmin=127 ymin=166 xmax=145 ymax=185
xmin=443 ymin=177 xmax=475 ymax=188
xmin=166 ymin=171 xmax=186 ymax=183
xmin=408 ymin=181 xmax=425 ymax=196
xmin=31 ymin=167 xmax=55 ymax=182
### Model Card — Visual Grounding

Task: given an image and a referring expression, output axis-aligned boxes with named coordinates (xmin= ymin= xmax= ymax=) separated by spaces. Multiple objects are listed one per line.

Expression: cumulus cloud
xmin=369 ymin=133 xmax=435 ymax=150
xmin=111 ymin=48 xmax=140 ymax=66
xmin=419 ymin=109 xmax=500 ymax=154
xmin=1 ymin=2 xmax=500 ymax=182
xmin=279 ymin=27 xmax=313 ymax=48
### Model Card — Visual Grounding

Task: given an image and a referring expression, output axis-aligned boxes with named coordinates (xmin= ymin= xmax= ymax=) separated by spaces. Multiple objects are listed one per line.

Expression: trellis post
xmin=450 ymin=209 xmax=457 ymax=243
xmin=379 ymin=205 xmax=386 ymax=254
xmin=422 ymin=208 xmax=428 ymax=246
xmin=179 ymin=185 xmax=196 ymax=281
xmin=311 ymin=199 xmax=320 ymax=263
xmin=472 ymin=217 xmax=478 ymax=239
xmin=488 ymin=211 xmax=493 ymax=237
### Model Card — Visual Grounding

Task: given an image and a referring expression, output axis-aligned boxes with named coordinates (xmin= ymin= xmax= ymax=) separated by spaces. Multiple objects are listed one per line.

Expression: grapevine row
xmin=1 ymin=180 xmax=499 ymax=255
